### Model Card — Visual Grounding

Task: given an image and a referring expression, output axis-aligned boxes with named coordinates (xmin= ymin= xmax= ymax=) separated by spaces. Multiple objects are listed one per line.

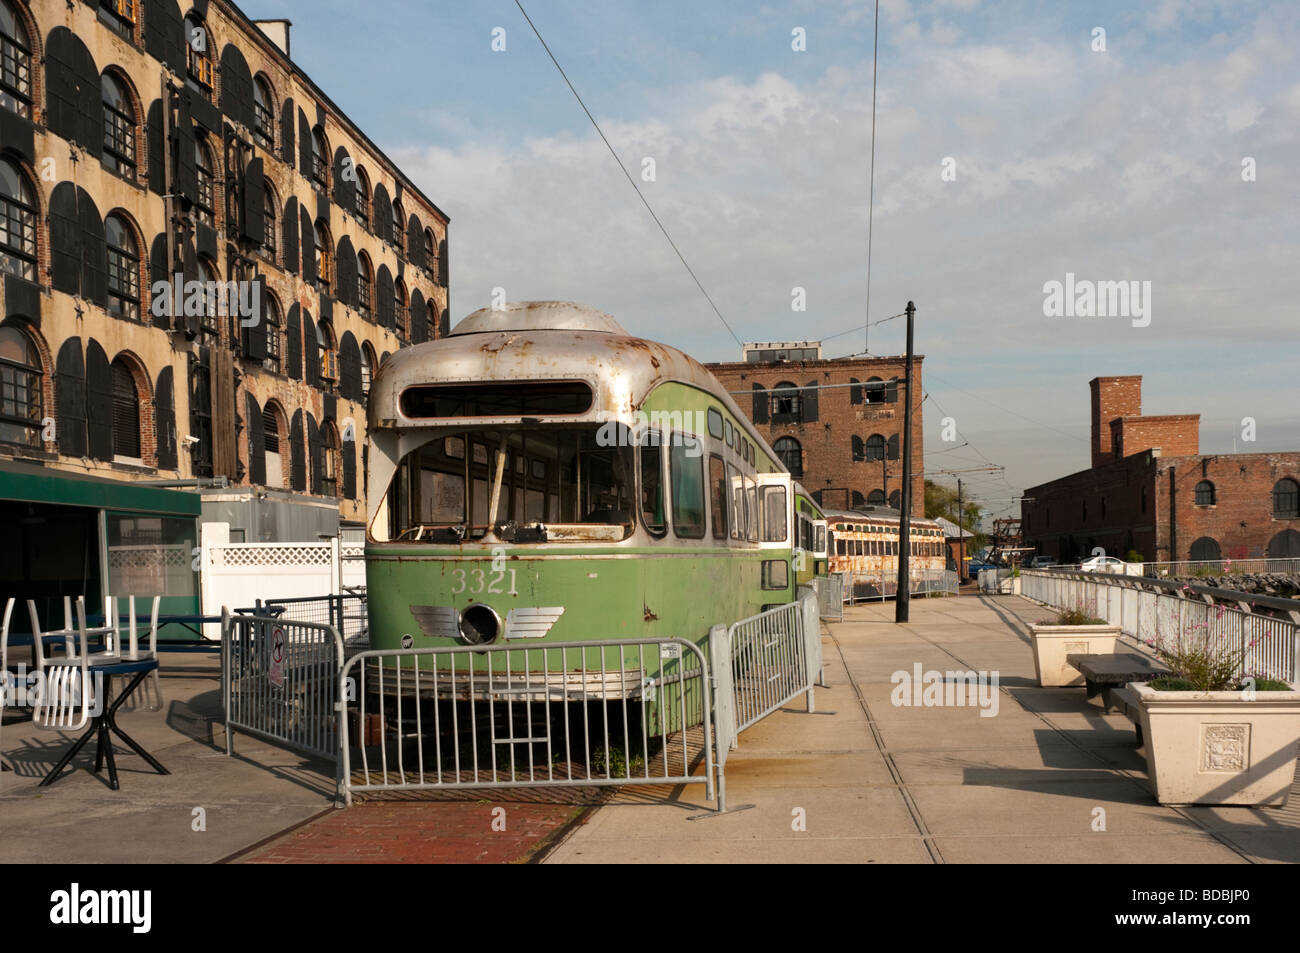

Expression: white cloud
xmin=390 ymin=5 xmax=1300 ymax=491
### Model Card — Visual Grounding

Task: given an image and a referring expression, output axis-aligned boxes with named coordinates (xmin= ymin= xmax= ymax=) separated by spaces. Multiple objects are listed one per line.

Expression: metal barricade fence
xmin=236 ymin=593 xmax=369 ymax=643
xmin=221 ymin=610 xmax=345 ymax=763
xmin=338 ymin=638 xmax=716 ymax=809
xmin=814 ymin=573 xmax=845 ymax=622
xmin=1021 ymin=571 xmax=1298 ymax=682
xmin=710 ymin=589 xmax=824 ymax=810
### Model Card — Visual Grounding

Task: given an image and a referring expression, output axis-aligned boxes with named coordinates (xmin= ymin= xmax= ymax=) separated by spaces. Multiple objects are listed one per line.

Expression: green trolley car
xmin=363 ymin=301 xmax=827 ymax=705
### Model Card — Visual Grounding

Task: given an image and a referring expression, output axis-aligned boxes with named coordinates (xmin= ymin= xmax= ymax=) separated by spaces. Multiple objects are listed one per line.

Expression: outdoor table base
xmin=40 ymin=660 xmax=169 ymax=790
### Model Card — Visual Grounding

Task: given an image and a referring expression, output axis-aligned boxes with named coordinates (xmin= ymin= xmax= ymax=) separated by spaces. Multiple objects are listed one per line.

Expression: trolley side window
xmin=640 ymin=429 xmax=666 ymax=537
xmin=709 ymin=454 xmax=728 ymax=540
xmin=670 ymin=433 xmax=706 ymax=539
xmin=760 ymin=486 xmax=787 ymax=543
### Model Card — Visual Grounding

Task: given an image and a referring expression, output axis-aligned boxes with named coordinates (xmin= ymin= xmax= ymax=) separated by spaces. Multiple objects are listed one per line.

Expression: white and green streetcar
xmin=363 ymin=301 xmax=828 ymax=705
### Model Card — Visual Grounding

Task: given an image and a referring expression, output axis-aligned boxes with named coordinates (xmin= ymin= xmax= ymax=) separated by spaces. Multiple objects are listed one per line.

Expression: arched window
xmin=851 ymin=491 xmax=865 ymax=508
xmin=356 ymin=252 xmax=372 ymax=315
xmin=195 ymin=135 xmax=215 ymax=226
xmin=889 ymin=489 xmax=901 ymax=510
xmin=1194 ymin=480 xmax=1215 ymax=506
xmin=1189 ymin=537 xmax=1221 ymax=562
xmin=252 ymin=75 xmax=274 ymax=149
xmin=867 ymin=489 xmax=886 ymax=506
xmin=311 ymin=125 xmax=328 ymax=190
xmin=262 ymin=404 xmax=283 ymax=488
xmin=865 ymin=376 xmax=884 ymax=404
xmin=101 ymin=72 xmax=137 ymax=181
xmin=321 ymin=421 xmax=339 ymax=496
xmin=313 ymin=219 xmax=331 ymax=292
xmin=263 ymin=293 xmax=282 ymax=374
xmin=391 ymin=200 xmax=404 ymax=253
xmin=111 ymin=358 xmax=140 ymax=461
xmin=0 ymin=0 xmax=33 ymax=118
xmin=0 ymin=322 xmax=41 ymax=447
xmin=318 ymin=321 xmax=337 ymax=387
xmin=0 ymin=158 xmax=36 ymax=280
xmin=852 ymin=435 xmax=864 ymax=462
xmin=865 ymin=433 xmax=885 ymax=461
xmin=197 ymin=258 xmax=219 ymax=340
xmin=774 ymin=436 xmax=802 ymax=477
xmin=423 ymin=228 xmax=435 ymax=267
xmin=261 ymin=182 xmax=277 ymax=262
xmin=105 ymin=214 xmax=141 ymax=321
xmin=354 ymin=167 xmax=370 ymax=229
xmin=360 ymin=344 xmax=374 ymax=398
xmin=771 ymin=380 xmax=801 ymax=423
xmin=185 ymin=14 xmax=214 ymax=94
xmin=1275 ymin=479 xmax=1300 ymax=519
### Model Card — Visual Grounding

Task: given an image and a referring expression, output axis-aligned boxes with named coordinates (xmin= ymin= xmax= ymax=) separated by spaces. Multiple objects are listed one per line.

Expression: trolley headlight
xmin=459 ymin=603 xmax=502 ymax=645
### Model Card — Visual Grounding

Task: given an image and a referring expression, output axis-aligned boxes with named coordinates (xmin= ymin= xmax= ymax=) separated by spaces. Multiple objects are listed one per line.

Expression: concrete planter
xmin=1029 ymin=623 xmax=1120 ymax=687
xmin=1133 ymin=683 xmax=1300 ymax=806
xmin=998 ymin=575 xmax=1022 ymax=595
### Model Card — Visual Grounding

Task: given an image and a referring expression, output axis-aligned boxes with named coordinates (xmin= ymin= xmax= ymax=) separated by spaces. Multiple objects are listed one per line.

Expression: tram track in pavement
xmin=883 ymin=593 xmax=1256 ymax=864
xmin=825 ymin=625 xmax=945 ymax=864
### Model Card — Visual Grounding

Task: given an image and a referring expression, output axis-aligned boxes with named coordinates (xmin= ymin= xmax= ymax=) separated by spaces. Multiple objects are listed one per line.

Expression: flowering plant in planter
xmin=1133 ymin=596 xmax=1300 ymax=806
xmin=1143 ymin=599 xmax=1289 ymax=692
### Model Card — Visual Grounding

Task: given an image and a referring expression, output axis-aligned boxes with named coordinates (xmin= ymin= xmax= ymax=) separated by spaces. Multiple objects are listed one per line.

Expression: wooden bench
xmin=1065 ymin=651 xmax=1171 ymax=719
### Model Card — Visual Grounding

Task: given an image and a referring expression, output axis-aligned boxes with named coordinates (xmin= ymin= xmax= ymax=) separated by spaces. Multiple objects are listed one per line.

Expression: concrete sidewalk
xmin=543 ymin=593 xmax=1300 ymax=864
xmin=0 ymin=655 xmax=335 ymax=863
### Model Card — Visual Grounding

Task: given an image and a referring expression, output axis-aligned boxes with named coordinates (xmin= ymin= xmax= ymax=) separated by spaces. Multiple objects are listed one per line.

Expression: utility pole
xmin=895 ymin=301 xmax=915 ymax=623
xmin=957 ymin=477 xmax=964 ymax=581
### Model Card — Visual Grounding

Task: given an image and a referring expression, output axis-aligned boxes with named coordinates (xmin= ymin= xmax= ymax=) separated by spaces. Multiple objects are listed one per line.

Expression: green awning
xmin=0 ymin=459 xmax=201 ymax=516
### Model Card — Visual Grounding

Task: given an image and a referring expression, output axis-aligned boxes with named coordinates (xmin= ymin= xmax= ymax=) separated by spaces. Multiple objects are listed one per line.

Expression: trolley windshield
xmin=375 ymin=424 xmax=637 ymax=543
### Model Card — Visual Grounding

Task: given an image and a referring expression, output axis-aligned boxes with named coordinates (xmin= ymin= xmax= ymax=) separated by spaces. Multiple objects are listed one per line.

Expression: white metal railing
xmin=1141 ymin=557 xmax=1300 ymax=577
xmin=1021 ymin=571 xmax=1299 ymax=682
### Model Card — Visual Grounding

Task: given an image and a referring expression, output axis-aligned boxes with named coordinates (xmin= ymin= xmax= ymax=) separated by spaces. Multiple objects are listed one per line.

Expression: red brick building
xmin=706 ymin=343 xmax=925 ymax=516
xmin=1022 ymin=376 xmax=1300 ymax=562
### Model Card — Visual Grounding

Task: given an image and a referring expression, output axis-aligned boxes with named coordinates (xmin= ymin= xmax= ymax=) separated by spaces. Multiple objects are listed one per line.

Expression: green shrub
xmin=1124 ymin=550 xmax=1144 ymax=563
xmin=1055 ymin=606 xmax=1107 ymax=626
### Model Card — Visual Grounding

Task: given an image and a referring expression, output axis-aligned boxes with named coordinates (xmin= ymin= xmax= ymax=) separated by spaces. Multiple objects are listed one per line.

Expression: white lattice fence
xmin=200 ymin=528 xmax=348 ymax=638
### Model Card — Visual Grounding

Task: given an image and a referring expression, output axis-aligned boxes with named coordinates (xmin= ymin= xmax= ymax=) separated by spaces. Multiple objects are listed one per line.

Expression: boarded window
xmin=111 ymin=359 xmax=139 ymax=459
xmin=154 ymin=366 xmax=176 ymax=469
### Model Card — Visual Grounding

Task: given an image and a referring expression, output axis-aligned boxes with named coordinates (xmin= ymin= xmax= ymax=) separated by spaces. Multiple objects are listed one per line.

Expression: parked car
xmin=1029 ymin=556 xmax=1057 ymax=569
xmin=1079 ymin=555 xmax=1126 ymax=574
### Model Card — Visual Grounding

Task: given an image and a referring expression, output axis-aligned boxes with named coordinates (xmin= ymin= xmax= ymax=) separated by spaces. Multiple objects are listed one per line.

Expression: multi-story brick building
xmin=706 ymin=342 xmax=925 ymax=516
xmin=1022 ymin=376 xmax=1300 ymax=563
xmin=0 ymin=0 xmax=448 ymax=620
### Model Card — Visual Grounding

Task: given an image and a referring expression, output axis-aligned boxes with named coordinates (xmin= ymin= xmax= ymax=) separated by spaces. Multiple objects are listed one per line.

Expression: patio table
xmin=40 ymin=657 xmax=170 ymax=790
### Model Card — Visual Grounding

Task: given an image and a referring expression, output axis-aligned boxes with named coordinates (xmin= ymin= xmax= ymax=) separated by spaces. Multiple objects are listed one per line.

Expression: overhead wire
xmin=513 ymin=0 xmax=743 ymax=348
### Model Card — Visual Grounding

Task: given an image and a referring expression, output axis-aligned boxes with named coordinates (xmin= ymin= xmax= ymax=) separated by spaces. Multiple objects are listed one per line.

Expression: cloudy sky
xmin=262 ymin=0 xmax=1300 ymax=520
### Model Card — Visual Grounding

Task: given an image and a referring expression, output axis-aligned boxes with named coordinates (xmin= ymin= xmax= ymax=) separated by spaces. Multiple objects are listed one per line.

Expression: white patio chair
xmin=104 ymin=596 xmax=162 ymax=711
xmin=26 ymin=597 xmax=95 ymax=735
xmin=1 ymin=597 xmax=15 ymax=773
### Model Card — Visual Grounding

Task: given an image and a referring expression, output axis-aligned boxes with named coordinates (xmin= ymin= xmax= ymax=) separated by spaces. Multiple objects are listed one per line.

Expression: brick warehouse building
xmin=0 ymin=0 xmax=448 ymax=623
xmin=706 ymin=342 xmax=925 ymax=516
xmin=1022 ymin=376 xmax=1300 ymax=564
